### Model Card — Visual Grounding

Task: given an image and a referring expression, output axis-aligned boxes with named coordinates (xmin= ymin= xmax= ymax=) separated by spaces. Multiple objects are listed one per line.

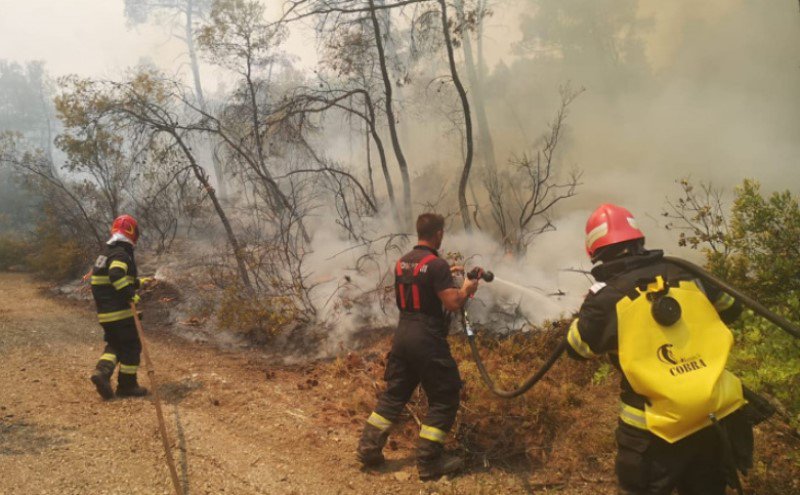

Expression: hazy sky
xmin=2 ymin=0 xmax=797 ymax=221
xmin=0 ymin=0 xmax=319 ymax=86
xmin=0 ymin=0 xmax=179 ymax=77
xmin=1 ymin=0 xmax=798 ymax=290
xmin=0 ymin=0 xmax=768 ymax=85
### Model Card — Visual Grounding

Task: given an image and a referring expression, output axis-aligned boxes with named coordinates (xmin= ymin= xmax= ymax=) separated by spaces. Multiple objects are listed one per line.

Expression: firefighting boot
xmin=416 ymin=438 xmax=464 ymax=480
xmin=116 ymin=371 xmax=148 ymax=397
xmin=90 ymin=359 xmax=116 ymax=400
xmin=356 ymin=423 xmax=390 ymax=467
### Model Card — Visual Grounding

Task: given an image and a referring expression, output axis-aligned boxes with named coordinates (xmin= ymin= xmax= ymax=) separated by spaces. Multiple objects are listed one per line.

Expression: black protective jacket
xmin=394 ymin=245 xmax=455 ymax=334
xmin=565 ymin=250 xmax=742 ymax=410
xmin=90 ymin=241 xmax=140 ymax=323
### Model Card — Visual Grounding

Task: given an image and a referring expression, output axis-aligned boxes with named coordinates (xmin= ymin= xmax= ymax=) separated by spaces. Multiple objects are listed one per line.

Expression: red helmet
xmin=111 ymin=215 xmax=140 ymax=245
xmin=585 ymin=204 xmax=644 ymax=259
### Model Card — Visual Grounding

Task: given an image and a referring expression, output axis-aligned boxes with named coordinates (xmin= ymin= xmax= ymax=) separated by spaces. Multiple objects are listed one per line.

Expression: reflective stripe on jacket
xmin=90 ymin=242 xmax=139 ymax=323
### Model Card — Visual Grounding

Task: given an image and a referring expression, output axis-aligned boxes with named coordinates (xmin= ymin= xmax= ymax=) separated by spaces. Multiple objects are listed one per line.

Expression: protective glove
xmin=131 ymin=294 xmax=141 ymax=305
xmin=139 ymin=277 xmax=153 ymax=287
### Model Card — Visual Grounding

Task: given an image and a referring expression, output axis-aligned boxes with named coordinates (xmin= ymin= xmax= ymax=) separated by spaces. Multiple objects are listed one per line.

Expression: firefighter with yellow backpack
xmin=89 ymin=215 xmax=150 ymax=399
xmin=566 ymin=204 xmax=759 ymax=495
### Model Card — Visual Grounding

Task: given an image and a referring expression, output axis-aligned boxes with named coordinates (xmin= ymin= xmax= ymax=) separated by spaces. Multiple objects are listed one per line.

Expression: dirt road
xmin=0 ymin=273 xmax=543 ymax=495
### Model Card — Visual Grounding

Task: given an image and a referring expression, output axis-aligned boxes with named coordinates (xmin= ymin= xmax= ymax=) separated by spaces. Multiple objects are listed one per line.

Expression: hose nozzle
xmin=467 ymin=267 xmax=494 ymax=282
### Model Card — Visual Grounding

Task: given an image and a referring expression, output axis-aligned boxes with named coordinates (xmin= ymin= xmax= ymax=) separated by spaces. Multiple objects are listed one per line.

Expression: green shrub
xmin=667 ymin=178 xmax=800 ymax=428
xmin=0 ymin=236 xmax=28 ymax=271
xmin=23 ymin=207 xmax=95 ymax=281
xmin=25 ymin=237 xmax=87 ymax=281
xmin=730 ymin=299 xmax=800 ymax=427
xmin=718 ymin=181 xmax=800 ymax=428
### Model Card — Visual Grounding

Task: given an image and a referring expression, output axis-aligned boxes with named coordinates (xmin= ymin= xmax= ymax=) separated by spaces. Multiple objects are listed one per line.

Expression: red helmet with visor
xmin=585 ymin=204 xmax=644 ymax=259
xmin=110 ymin=215 xmax=140 ymax=245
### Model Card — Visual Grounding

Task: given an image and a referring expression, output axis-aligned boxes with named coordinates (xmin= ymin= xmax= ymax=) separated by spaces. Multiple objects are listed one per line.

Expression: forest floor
xmin=1 ymin=272 xmax=798 ymax=495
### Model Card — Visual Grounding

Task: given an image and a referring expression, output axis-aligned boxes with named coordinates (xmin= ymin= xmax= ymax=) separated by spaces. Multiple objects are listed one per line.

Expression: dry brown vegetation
xmin=305 ymin=323 xmax=800 ymax=494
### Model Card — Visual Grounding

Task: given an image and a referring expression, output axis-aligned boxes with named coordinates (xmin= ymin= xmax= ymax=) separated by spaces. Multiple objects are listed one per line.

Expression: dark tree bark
xmin=368 ymin=0 xmax=412 ymax=226
xmin=170 ymin=129 xmax=253 ymax=291
xmin=438 ymin=0 xmax=474 ymax=231
xmin=112 ymin=91 xmax=254 ymax=291
xmin=360 ymin=90 xmax=395 ymax=210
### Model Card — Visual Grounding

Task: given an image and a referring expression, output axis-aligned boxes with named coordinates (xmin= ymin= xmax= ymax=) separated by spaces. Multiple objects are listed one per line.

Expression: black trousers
xmin=616 ymin=410 xmax=753 ymax=495
xmin=374 ymin=317 xmax=462 ymax=432
xmin=100 ymin=318 xmax=142 ymax=368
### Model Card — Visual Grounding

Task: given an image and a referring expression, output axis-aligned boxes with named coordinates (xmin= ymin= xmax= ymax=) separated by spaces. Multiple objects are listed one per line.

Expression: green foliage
xmin=25 ymin=237 xmax=86 ymax=282
xmin=0 ymin=199 xmax=92 ymax=280
xmin=592 ymin=361 xmax=613 ymax=385
xmin=0 ymin=233 xmax=87 ymax=281
xmin=723 ymin=180 xmax=800 ymax=307
xmin=712 ymin=181 xmax=800 ymax=426
xmin=730 ymin=308 xmax=800 ymax=417
xmin=24 ymin=208 xmax=93 ymax=281
xmin=0 ymin=236 xmax=27 ymax=271
xmin=667 ymin=178 xmax=800 ymax=427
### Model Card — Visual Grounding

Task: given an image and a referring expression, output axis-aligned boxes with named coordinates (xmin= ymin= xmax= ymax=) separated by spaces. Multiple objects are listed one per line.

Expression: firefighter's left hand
xmin=461 ymin=276 xmax=480 ymax=297
xmin=131 ymin=294 xmax=141 ymax=305
xmin=139 ymin=277 xmax=154 ymax=287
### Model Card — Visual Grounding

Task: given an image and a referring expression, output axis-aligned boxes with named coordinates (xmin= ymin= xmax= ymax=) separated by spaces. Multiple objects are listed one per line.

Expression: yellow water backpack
xmin=616 ymin=276 xmax=746 ymax=443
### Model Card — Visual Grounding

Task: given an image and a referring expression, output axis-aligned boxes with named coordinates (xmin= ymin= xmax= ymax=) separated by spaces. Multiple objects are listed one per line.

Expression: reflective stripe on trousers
xmin=98 ymin=309 xmax=134 ymax=323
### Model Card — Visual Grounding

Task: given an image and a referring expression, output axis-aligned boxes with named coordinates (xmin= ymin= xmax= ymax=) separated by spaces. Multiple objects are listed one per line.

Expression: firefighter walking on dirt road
xmin=89 ymin=215 xmax=149 ymax=400
xmin=566 ymin=204 xmax=758 ymax=495
xmin=357 ymin=213 xmax=482 ymax=480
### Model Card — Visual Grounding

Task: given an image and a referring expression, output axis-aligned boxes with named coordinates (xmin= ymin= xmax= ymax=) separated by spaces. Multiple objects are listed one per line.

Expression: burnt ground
xmin=0 ymin=273 xmax=543 ymax=495
xmin=0 ymin=272 xmax=797 ymax=495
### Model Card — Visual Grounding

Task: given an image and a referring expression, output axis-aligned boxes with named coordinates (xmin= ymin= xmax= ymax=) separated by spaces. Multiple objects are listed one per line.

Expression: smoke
xmin=2 ymin=1 xmax=798 ymax=353
xmin=299 ymin=209 xmax=592 ymax=355
xmin=357 ymin=0 xmax=800 ymax=227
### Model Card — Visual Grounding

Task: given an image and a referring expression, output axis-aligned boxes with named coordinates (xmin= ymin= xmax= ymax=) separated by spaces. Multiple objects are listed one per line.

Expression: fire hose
xmin=662 ymin=256 xmax=800 ymax=340
xmin=462 ymin=306 xmax=567 ymax=399
xmin=131 ymin=303 xmax=184 ymax=495
xmin=462 ymin=258 xmax=800 ymax=400
xmin=461 ymin=268 xmax=567 ymax=399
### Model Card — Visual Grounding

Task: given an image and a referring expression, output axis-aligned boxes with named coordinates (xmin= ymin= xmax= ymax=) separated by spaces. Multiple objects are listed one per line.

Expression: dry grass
xmin=308 ymin=322 xmax=800 ymax=493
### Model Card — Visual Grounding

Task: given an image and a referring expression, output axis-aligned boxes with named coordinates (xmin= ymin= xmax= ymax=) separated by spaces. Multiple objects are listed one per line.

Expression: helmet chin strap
xmin=107 ymin=232 xmax=136 ymax=246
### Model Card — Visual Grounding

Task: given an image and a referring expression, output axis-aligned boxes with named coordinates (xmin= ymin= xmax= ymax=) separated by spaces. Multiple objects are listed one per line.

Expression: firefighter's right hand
xmin=131 ymin=294 xmax=141 ymax=305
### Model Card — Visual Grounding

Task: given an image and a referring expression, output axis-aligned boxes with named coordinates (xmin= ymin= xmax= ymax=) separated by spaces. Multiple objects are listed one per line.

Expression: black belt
xmin=399 ymin=312 xmax=448 ymax=331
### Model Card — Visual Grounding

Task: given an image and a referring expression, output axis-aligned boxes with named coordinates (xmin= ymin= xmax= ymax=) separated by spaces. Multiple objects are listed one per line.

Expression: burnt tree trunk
xmin=171 ymin=130 xmax=253 ymax=291
xmin=438 ymin=0 xmax=474 ymax=232
xmin=368 ymin=0 xmax=411 ymax=226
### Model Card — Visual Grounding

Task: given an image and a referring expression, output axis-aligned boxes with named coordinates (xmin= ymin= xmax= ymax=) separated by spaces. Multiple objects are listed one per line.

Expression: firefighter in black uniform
xmin=89 ymin=214 xmax=149 ymax=399
xmin=357 ymin=213 xmax=481 ymax=479
xmin=567 ymin=204 xmax=755 ymax=495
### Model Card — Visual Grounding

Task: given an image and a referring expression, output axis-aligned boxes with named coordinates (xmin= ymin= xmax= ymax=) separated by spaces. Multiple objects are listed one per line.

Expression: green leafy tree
xmin=725 ymin=180 xmax=800 ymax=307
xmin=665 ymin=178 xmax=800 ymax=426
